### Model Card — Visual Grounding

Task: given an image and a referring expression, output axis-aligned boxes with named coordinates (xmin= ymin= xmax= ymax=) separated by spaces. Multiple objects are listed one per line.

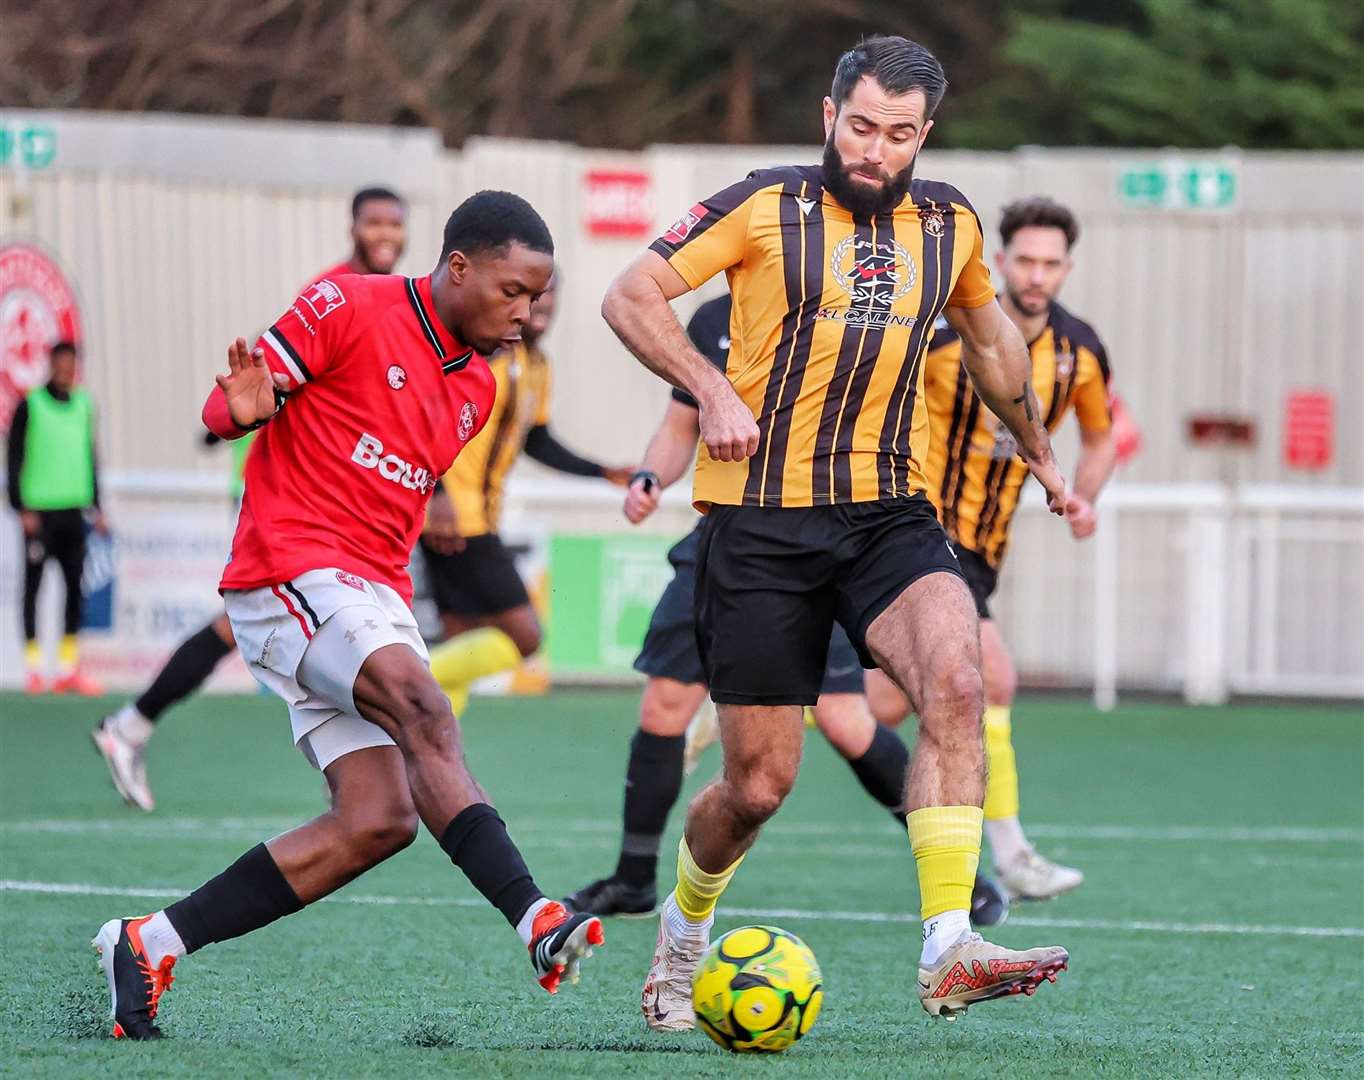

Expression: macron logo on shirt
xmin=351 ymin=433 xmax=436 ymax=494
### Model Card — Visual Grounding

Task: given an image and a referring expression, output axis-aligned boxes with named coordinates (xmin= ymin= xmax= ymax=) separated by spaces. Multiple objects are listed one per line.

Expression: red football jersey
xmin=220 ymin=273 xmax=495 ymax=603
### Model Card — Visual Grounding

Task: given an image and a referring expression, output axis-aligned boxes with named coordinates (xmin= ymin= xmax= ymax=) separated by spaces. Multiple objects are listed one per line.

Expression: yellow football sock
xmin=57 ymin=634 xmax=79 ymax=674
xmin=24 ymin=639 xmax=42 ymax=671
xmin=982 ymin=705 xmax=1019 ymax=821
xmin=428 ymin=628 xmax=521 ymax=693
xmin=674 ymin=837 xmax=744 ymax=923
xmin=907 ymin=805 xmax=983 ymax=919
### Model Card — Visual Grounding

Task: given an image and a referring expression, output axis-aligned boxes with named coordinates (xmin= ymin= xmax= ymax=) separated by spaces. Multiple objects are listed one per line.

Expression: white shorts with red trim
xmin=224 ymin=567 xmax=428 ymax=771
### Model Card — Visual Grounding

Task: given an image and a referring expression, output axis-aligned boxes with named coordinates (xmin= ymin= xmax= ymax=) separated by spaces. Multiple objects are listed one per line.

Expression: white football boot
xmin=92 ymin=713 xmax=155 ymax=812
xmin=997 ymin=848 xmax=1084 ymax=901
xmin=641 ymin=892 xmax=709 ymax=1031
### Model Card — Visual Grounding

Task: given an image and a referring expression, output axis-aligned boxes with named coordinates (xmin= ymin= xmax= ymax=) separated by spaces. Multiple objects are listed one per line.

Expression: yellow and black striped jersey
xmin=925 ymin=302 xmax=1112 ymax=568
xmin=443 ymin=342 xmax=551 ymax=537
xmin=650 ymin=165 xmax=995 ymax=509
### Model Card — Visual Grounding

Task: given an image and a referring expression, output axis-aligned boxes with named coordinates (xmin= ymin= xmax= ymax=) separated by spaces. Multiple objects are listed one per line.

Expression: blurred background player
xmin=91 ymin=187 xmax=408 ymax=811
xmin=424 ymin=271 xmax=634 ymax=715
xmin=867 ymin=195 xmax=1116 ymax=902
xmin=564 ymin=295 xmax=1010 ymax=926
xmin=8 ymin=340 xmax=108 ymax=695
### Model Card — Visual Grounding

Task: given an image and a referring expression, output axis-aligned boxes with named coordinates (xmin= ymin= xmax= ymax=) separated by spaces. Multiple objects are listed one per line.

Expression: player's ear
xmin=917 ymin=118 xmax=934 ymax=152
xmin=446 ymin=250 xmax=470 ymax=284
xmin=822 ymin=96 xmax=836 ymax=138
xmin=994 ymin=249 xmax=1006 ymax=273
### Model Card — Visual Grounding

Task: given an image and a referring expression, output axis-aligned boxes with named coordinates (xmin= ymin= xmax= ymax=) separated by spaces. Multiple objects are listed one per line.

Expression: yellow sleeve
xmin=1072 ymin=346 xmax=1113 ymax=431
xmin=533 ymin=361 xmax=552 ymax=427
xmin=947 ymin=207 xmax=995 ymax=309
xmin=648 ymin=174 xmax=770 ymax=289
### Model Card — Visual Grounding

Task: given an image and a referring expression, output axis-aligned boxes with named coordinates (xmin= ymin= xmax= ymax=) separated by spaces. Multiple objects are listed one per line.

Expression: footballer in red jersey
xmin=92 ymin=192 xmax=604 ymax=1041
xmin=93 ymin=186 xmax=413 ymax=813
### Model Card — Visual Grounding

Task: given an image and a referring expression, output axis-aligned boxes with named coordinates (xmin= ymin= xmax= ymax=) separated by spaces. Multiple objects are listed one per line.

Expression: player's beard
xmin=821 ymin=136 xmax=915 ymax=221
xmin=1006 ymin=285 xmax=1052 ymax=317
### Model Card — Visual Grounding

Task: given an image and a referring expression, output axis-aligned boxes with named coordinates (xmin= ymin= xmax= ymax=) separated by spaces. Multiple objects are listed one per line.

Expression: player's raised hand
xmin=216 ymin=338 xmax=290 ymax=429
xmin=698 ymin=385 xmax=759 ymax=463
xmin=1066 ymin=495 xmax=1097 ymax=539
xmin=623 ymin=473 xmax=662 ymax=524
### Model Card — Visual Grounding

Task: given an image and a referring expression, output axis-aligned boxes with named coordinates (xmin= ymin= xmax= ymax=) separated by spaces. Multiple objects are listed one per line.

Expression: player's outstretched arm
xmin=1068 ymin=425 xmax=1118 ymax=538
xmin=946 ymin=301 xmax=1071 ymax=516
xmin=602 ymin=252 xmax=757 ymax=463
xmin=202 ymin=337 xmax=291 ymax=439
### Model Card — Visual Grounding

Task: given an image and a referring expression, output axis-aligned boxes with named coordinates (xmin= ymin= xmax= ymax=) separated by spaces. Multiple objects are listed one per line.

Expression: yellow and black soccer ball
xmin=691 ymin=925 xmax=823 ymax=1053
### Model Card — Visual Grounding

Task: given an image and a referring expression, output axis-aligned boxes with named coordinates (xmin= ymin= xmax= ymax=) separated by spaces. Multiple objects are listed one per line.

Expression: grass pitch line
xmin=5 ymin=878 xmax=1362 ymax=940
xmin=4 ymin=817 xmax=1361 ymax=844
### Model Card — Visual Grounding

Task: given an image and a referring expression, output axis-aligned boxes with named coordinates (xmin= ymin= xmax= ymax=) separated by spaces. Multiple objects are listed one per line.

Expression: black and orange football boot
xmin=527 ymin=901 xmax=604 ymax=994
xmin=92 ymin=917 xmax=177 ymax=1039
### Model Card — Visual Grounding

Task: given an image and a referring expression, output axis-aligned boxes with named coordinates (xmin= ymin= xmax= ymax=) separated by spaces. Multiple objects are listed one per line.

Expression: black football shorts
xmin=418 ymin=532 xmax=530 ymax=617
xmin=694 ymin=494 xmax=967 ymax=705
xmin=953 ymin=545 xmax=999 ymax=621
xmin=635 ymin=524 xmax=863 ymax=694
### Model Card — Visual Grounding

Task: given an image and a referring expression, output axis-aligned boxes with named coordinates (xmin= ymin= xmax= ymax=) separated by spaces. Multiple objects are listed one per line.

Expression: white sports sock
xmin=515 ymin=897 xmax=554 ymax=945
xmin=985 ymin=815 xmax=1030 ymax=869
xmin=139 ymin=911 xmax=186 ymax=968
xmin=919 ymin=909 xmax=971 ymax=968
xmin=113 ymin=704 xmax=155 ymax=746
xmin=663 ymin=892 xmax=711 ymax=942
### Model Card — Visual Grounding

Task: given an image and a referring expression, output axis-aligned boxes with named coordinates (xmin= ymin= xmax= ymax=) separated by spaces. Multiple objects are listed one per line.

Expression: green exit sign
xmin=0 ymin=122 xmax=57 ymax=170
xmin=1118 ymin=161 xmax=1237 ymax=211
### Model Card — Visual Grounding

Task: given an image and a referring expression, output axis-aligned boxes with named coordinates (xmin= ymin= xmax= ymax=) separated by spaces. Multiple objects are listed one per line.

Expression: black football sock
xmin=135 ymin=622 xmax=234 ymax=721
xmin=439 ymin=803 xmax=543 ymax=928
xmin=846 ymin=724 xmax=911 ymax=818
xmin=614 ymin=730 xmax=685 ymax=888
xmin=163 ymin=843 xmax=303 ymax=953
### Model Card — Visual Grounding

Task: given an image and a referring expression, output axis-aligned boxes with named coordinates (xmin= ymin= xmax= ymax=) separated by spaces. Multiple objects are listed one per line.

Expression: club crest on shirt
xmin=387 ymin=364 xmax=407 ymax=390
xmin=1054 ymin=351 xmax=1075 ymax=379
xmin=818 ymin=235 xmax=918 ymax=329
xmin=921 ymin=208 xmax=946 ymax=238
xmin=457 ymin=401 xmax=479 ymax=442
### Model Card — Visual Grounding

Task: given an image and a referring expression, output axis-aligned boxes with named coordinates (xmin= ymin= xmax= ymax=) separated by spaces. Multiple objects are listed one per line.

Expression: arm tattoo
xmin=1013 ymin=381 xmax=1037 ymax=423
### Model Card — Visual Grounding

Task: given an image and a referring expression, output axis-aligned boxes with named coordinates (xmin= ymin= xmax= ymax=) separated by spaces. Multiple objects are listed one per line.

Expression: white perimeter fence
xmin=3 ymin=475 xmax=1358 ymax=704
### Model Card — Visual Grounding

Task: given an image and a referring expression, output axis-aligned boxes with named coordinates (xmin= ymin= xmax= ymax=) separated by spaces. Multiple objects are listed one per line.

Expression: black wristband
xmin=630 ymin=469 xmax=660 ymax=493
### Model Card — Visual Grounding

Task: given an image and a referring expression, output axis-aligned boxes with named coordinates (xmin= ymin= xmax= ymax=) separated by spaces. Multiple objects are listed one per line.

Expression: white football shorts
xmin=224 ymin=567 xmax=428 ymax=771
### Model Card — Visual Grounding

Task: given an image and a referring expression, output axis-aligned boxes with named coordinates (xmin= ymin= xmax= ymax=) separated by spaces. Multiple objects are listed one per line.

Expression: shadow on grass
xmin=400 ymin=1009 xmax=715 ymax=1054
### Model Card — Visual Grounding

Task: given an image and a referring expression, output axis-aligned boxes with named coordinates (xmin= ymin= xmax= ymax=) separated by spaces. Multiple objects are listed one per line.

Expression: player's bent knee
xmin=513 ymin=624 xmax=542 ymax=658
xmin=342 ymin=807 xmax=419 ymax=865
xmin=730 ymin=768 xmax=796 ymax=828
xmin=390 ymin=679 xmax=459 ymax=749
xmin=640 ymin=681 xmax=702 ymax=735
xmin=925 ymin=662 xmax=984 ymax=725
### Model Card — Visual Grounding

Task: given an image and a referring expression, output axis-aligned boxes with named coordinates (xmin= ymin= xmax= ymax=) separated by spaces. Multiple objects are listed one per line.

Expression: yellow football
xmin=692 ymin=925 xmax=824 ymax=1053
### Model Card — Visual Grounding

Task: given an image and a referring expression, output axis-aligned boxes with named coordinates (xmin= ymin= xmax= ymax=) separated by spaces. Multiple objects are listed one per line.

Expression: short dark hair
xmin=440 ymin=191 xmax=554 ymax=260
xmin=999 ymin=196 xmax=1080 ymax=249
xmin=49 ymin=340 xmax=78 ymax=359
xmin=351 ymin=186 xmax=404 ymax=220
xmin=831 ymin=35 xmax=948 ymax=117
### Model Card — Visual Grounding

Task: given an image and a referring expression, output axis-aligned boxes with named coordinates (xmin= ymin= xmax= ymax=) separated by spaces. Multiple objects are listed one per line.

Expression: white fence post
xmin=1092 ymin=499 xmax=1119 ymax=712
xmin=1184 ymin=495 xmax=1231 ymax=705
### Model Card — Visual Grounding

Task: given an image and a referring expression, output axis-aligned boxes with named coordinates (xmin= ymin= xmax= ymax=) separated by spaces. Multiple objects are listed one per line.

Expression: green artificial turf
xmin=2 ymin=690 xmax=1361 ymax=1078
